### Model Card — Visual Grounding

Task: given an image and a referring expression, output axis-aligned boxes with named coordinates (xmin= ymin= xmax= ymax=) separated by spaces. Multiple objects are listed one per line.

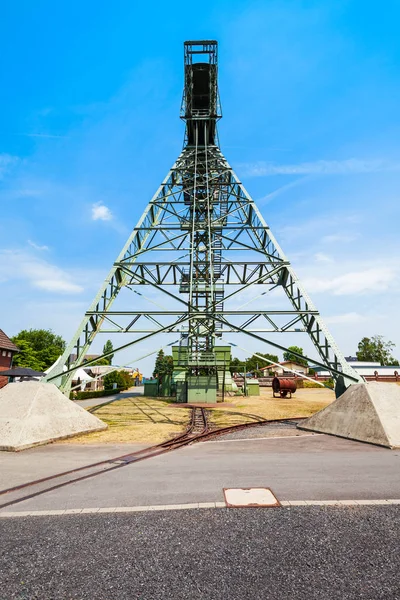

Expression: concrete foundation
xmin=0 ymin=382 xmax=107 ymax=451
xmin=299 ymin=382 xmax=400 ymax=448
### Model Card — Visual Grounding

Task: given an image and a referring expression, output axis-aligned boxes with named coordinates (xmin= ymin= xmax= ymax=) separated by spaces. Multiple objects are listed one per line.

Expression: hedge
xmin=303 ymin=379 xmax=334 ymax=389
xmin=70 ymin=388 xmax=125 ymax=400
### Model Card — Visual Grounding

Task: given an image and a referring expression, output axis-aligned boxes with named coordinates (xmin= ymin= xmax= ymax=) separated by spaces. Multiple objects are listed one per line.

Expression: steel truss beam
xmin=45 ymin=42 xmax=361 ymax=393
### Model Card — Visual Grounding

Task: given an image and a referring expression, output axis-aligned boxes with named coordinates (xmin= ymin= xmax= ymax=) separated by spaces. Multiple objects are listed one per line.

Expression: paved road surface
xmin=1 ymin=433 xmax=399 ymax=512
xmin=75 ymin=385 xmax=144 ymax=409
xmin=1 ymin=506 xmax=399 ymax=599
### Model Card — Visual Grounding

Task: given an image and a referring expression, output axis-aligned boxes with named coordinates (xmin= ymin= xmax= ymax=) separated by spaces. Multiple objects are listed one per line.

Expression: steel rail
xmin=0 ymin=411 xmax=305 ymax=510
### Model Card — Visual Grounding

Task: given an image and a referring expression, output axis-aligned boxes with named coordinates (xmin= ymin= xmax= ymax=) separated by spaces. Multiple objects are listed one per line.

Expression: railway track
xmin=0 ymin=409 xmax=304 ymax=510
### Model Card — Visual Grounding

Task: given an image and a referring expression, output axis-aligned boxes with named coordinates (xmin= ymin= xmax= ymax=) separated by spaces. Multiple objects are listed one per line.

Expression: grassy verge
xmin=209 ymin=388 xmax=335 ymax=428
xmin=60 ymin=388 xmax=335 ymax=444
xmin=61 ymin=396 xmax=190 ymax=445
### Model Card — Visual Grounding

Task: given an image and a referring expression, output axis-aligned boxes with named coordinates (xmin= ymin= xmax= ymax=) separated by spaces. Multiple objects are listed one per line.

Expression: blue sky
xmin=1 ymin=0 xmax=400 ymax=373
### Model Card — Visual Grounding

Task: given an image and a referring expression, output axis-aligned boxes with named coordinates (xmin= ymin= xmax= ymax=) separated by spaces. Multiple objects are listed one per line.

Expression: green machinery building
xmin=172 ymin=345 xmax=233 ymax=403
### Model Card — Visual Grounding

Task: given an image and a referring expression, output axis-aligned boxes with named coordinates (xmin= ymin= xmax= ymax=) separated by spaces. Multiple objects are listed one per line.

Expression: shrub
xmin=70 ymin=388 xmax=124 ymax=400
xmin=303 ymin=379 xmax=334 ymax=390
xmin=103 ymin=370 xmax=134 ymax=391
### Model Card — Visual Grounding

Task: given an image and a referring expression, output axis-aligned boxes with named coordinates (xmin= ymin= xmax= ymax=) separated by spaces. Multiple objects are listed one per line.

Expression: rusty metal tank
xmin=272 ymin=377 xmax=297 ymax=398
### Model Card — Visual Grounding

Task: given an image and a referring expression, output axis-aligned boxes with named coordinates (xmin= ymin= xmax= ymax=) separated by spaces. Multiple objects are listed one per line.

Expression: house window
xmin=1 ymin=350 xmax=6 ymax=357
xmin=7 ymin=352 xmax=12 ymax=357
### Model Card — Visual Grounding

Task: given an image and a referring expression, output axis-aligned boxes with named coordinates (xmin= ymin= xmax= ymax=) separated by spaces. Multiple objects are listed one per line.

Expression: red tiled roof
xmin=0 ymin=329 xmax=19 ymax=352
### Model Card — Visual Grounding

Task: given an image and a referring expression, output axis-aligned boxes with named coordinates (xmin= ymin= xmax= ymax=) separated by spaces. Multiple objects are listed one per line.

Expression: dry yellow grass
xmin=60 ymin=396 xmax=190 ymax=445
xmin=60 ymin=388 xmax=334 ymax=444
xmin=210 ymin=387 xmax=335 ymax=428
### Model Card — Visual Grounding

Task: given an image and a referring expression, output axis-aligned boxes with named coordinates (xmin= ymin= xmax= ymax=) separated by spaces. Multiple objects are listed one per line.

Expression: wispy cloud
xmin=278 ymin=213 xmax=360 ymax=243
xmin=256 ymin=176 xmax=312 ymax=206
xmin=0 ymin=249 xmax=83 ymax=294
xmin=91 ymin=202 xmax=113 ymax=221
xmin=241 ymin=158 xmax=400 ymax=177
xmin=321 ymin=233 xmax=359 ymax=244
xmin=0 ymin=153 xmax=18 ymax=178
xmin=314 ymin=252 xmax=334 ymax=263
xmin=325 ymin=312 xmax=367 ymax=324
xmin=14 ymin=133 xmax=67 ymax=139
xmin=28 ymin=240 xmax=49 ymax=251
xmin=304 ymin=267 xmax=396 ymax=296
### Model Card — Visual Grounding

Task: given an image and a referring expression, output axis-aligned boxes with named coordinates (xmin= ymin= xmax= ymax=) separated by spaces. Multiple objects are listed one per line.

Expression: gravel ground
xmin=209 ymin=419 xmax=315 ymax=441
xmin=1 ymin=506 xmax=399 ymax=599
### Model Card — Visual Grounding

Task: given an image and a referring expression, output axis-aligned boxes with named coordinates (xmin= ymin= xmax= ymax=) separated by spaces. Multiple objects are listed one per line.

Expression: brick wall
xmin=0 ymin=351 xmax=13 ymax=389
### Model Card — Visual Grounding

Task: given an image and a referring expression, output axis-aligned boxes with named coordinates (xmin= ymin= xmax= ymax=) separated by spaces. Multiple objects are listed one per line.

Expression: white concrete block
xmin=0 ymin=382 xmax=107 ymax=451
xmin=300 ymin=382 xmax=400 ymax=449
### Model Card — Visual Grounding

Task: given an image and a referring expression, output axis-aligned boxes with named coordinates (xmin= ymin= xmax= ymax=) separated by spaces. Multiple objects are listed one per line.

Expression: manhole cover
xmin=223 ymin=487 xmax=280 ymax=507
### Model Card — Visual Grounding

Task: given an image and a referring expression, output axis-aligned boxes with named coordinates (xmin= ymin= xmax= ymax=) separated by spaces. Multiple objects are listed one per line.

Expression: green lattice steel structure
xmin=45 ymin=40 xmax=362 ymax=397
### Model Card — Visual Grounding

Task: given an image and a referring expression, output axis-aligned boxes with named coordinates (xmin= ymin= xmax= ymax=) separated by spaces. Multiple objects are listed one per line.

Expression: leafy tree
xmin=246 ymin=353 xmax=279 ymax=375
xmin=229 ymin=357 xmax=243 ymax=374
xmin=11 ymin=329 xmax=65 ymax=371
xmin=102 ymin=340 xmax=114 ymax=365
xmin=153 ymin=350 xmax=174 ymax=379
xmin=229 ymin=353 xmax=279 ymax=376
xmin=90 ymin=357 xmax=110 ymax=366
xmin=11 ymin=339 xmax=45 ymax=371
xmin=356 ymin=335 xmax=398 ymax=366
xmin=283 ymin=346 xmax=308 ymax=366
xmin=103 ymin=370 xmax=134 ymax=390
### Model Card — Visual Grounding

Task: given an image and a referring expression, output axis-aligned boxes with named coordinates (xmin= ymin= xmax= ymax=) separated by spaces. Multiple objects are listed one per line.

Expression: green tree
xmin=11 ymin=329 xmax=65 ymax=371
xmin=283 ymin=346 xmax=308 ymax=366
xmin=11 ymin=339 xmax=45 ymax=371
xmin=103 ymin=370 xmax=134 ymax=390
xmin=90 ymin=357 xmax=110 ymax=366
xmin=229 ymin=357 xmax=243 ymax=374
xmin=152 ymin=349 xmax=173 ymax=379
xmin=246 ymin=353 xmax=279 ymax=375
xmin=356 ymin=335 xmax=398 ymax=366
xmin=102 ymin=340 xmax=114 ymax=365
xmin=229 ymin=353 xmax=280 ymax=375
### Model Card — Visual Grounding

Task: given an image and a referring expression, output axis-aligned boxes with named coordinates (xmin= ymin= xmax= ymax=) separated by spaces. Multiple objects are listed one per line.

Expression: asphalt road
xmin=75 ymin=386 xmax=144 ymax=409
xmin=1 ymin=506 xmax=399 ymax=600
xmin=1 ymin=433 xmax=399 ymax=512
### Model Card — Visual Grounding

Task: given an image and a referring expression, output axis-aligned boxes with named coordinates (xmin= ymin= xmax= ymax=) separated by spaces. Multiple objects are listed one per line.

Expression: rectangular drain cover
xmin=223 ymin=487 xmax=280 ymax=508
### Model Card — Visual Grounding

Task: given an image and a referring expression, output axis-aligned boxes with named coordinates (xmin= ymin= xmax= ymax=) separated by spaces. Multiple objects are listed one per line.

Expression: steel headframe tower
xmin=45 ymin=40 xmax=362 ymax=396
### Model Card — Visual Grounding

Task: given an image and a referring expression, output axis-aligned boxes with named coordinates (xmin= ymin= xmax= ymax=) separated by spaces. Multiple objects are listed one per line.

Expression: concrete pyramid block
xmin=299 ymin=382 xmax=400 ymax=448
xmin=0 ymin=382 xmax=107 ymax=451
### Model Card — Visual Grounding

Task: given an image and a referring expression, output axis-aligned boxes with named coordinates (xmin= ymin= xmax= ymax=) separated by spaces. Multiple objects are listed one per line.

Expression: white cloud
xmin=0 ymin=153 xmax=18 ymax=179
xmin=35 ymin=279 xmax=82 ymax=293
xmin=304 ymin=267 xmax=396 ymax=296
xmin=324 ymin=312 xmax=367 ymax=324
xmin=314 ymin=252 xmax=334 ymax=263
xmin=278 ymin=213 xmax=360 ymax=243
xmin=91 ymin=202 xmax=113 ymax=221
xmin=28 ymin=240 xmax=49 ymax=251
xmin=241 ymin=158 xmax=400 ymax=177
xmin=321 ymin=233 xmax=358 ymax=244
xmin=0 ymin=249 xmax=83 ymax=294
xmin=256 ymin=176 xmax=312 ymax=206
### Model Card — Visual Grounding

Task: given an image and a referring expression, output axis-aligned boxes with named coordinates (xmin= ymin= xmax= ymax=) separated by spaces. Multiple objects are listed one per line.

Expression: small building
xmin=0 ymin=329 xmax=19 ymax=389
xmin=311 ymin=361 xmax=399 ymax=378
xmin=261 ymin=361 xmax=308 ymax=376
xmin=82 ymin=365 xmax=115 ymax=391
